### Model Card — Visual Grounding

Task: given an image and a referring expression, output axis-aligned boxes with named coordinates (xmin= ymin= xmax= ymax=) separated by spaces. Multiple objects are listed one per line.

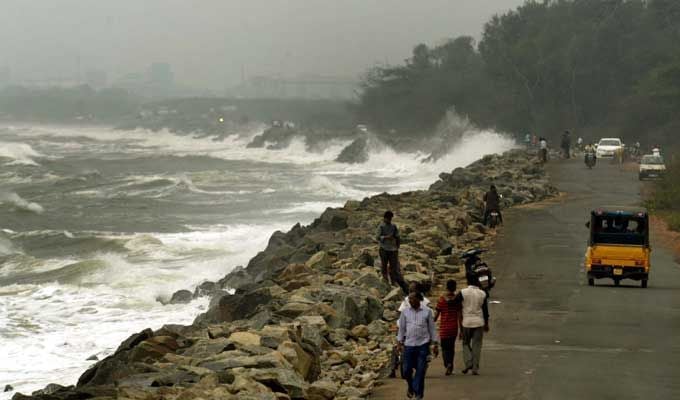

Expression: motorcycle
xmin=584 ymin=152 xmax=596 ymax=169
xmin=461 ymin=248 xmax=496 ymax=292
xmin=488 ymin=211 xmax=500 ymax=228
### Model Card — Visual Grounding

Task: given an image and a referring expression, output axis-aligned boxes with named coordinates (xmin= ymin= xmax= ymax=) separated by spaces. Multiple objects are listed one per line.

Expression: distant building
xmin=85 ymin=69 xmax=108 ymax=89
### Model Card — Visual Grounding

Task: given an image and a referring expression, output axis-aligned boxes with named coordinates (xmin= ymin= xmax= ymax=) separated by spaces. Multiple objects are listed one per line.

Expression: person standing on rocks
xmin=376 ymin=210 xmax=409 ymax=294
xmin=539 ymin=137 xmax=548 ymax=163
xmin=434 ymin=279 xmax=462 ymax=376
xmin=453 ymin=273 xmax=490 ymax=375
xmin=397 ymin=292 xmax=439 ymax=400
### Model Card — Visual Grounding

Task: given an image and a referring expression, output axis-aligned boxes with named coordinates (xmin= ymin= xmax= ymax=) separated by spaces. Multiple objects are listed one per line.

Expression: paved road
xmin=370 ymin=160 xmax=680 ymax=400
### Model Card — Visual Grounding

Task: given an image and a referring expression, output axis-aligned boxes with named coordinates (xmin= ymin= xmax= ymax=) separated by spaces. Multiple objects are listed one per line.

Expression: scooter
xmin=461 ymin=248 xmax=496 ymax=292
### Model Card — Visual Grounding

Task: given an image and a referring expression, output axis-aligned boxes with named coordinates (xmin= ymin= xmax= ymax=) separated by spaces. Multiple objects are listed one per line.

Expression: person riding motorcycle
xmin=584 ymin=144 xmax=597 ymax=167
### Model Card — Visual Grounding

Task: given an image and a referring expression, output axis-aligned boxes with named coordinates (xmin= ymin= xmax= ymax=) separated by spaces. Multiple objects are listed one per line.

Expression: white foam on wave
xmin=318 ymin=130 xmax=517 ymax=193
xmin=0 ymin=142 xmax=43 ymax=166
xmin=0 ymin=192 xmax=45 ymax=214
xmin=0 ymin=221 xmax=293 ymax=397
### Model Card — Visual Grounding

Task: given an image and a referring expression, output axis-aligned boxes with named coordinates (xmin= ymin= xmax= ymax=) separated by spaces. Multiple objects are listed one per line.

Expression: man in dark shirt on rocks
xmin=376 ymin=210 xmax=409 ymax=294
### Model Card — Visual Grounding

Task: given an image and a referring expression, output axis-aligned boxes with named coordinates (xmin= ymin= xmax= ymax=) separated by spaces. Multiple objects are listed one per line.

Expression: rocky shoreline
xmin=12 ymin=150 xmax=557 ymax=400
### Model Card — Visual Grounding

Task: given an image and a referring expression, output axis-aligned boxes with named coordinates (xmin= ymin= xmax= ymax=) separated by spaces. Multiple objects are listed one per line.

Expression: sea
xmin=0 ymin=123 xmax=515 ymax=396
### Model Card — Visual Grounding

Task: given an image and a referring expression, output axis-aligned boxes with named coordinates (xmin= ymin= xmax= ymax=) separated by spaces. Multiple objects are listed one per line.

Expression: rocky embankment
xmin=13 ymin=150 xmax=557 ymax=400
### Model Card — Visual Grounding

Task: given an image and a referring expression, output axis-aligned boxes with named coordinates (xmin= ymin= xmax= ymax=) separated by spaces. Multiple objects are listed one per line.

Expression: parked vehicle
xmin=585 ymin=207 xmax=651 ymax=288
xmin=639 ymin=154 xmax=666 ymax=180
xmin=461 ymin=248 xmax=496 ymax=292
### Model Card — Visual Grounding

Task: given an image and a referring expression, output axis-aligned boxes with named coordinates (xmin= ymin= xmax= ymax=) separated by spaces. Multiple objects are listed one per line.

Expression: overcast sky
xmin=1 ymin=0 xmax=524 ymax=89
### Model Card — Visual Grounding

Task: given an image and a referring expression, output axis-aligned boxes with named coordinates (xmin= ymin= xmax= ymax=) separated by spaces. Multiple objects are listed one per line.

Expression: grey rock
xmin=168 ymin=289 xmax=193 ymax=304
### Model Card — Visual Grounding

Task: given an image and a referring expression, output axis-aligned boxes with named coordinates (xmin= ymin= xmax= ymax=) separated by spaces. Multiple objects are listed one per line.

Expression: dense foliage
xmin=649 ymin=153 xmax=680 ymax=230
xmin=357 ymin=0 xmax=680 ymax=146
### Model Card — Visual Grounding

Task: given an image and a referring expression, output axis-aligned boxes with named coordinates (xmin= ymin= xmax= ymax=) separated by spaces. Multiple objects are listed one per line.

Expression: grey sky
xmin=1 ymin=0 xmax=523 ymax=89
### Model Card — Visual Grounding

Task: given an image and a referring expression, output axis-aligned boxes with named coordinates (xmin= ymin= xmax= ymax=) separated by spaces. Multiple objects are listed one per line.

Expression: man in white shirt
xmin=397 ymin=293 xmax=439 ymax=400
xmin=452 ymin=273 xmax=490 ymax=375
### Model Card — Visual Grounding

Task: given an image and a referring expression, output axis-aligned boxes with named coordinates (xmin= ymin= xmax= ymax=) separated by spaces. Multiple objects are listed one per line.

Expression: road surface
xmin=370 ymin=159 xmax=680 ymax=399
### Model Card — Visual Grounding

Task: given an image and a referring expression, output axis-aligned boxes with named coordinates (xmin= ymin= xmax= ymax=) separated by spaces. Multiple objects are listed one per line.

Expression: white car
xmin=639 ymin=154 xmax=666 ymax=180
xmin=596 ymin=138 xmax=623 ymax=158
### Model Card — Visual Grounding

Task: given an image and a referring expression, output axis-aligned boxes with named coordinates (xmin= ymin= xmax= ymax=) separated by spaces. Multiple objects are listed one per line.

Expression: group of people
xmin=376 ymin=209 xmax=494 ymax=400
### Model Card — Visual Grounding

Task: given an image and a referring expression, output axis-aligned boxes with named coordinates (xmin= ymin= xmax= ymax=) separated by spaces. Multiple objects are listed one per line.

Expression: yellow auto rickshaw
xmin=585 ymin=207 xmax=651 ymax=288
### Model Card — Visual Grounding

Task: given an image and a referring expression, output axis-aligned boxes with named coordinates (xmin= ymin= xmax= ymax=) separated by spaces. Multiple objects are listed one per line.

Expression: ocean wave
xmin=0 ymin=192 xmax=45 ymax=214
xmin=0 ymin=142 xmax=43 ymax=166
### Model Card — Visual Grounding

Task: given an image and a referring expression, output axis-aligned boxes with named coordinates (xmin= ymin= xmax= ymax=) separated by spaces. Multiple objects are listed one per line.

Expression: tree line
xmin=356 ymin=0 xmax=680 ymax=147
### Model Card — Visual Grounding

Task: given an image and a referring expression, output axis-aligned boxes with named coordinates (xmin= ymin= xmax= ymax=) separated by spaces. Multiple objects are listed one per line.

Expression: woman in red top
xmin=435 ymin=279 xmax=463 ymax=376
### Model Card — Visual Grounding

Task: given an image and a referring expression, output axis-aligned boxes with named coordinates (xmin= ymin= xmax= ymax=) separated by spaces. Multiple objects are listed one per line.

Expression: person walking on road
xmin=397 ymin=292 xmax=439 ymax=400
xmin=376 ymin=210 xmax=409 ymax=294
xmin=483 ymin=185 xmax=503 ymax=226
xmin=389 ymin=282 xmax=431 ymax=378
xmin=434 ymin=279 xmax=462 ymax=376
xmin=539 ymin=137 xmax=548 ymax=163
xmin=453 ymin=273 xmax=490 ymax=375
xmin=561 ymin=130 xmax=572 ymax=159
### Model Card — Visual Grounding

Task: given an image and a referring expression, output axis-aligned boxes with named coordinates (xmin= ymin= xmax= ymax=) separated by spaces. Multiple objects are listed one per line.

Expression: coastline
xmin=11 ymin=149 xmax=558 ymax=400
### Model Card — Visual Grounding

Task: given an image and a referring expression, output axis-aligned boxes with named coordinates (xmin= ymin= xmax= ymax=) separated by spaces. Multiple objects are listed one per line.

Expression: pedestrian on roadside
xmin=434 ymin=279 xmax=462 ymax=376
xmin=397 ymin=292 xmax=439 ymax=400
xmin=539 ymin=137 xmax=548 ymax=163
xmin=561 ymin=130 xmax=572 ymax=159
xmin=376 ymin=210 xmax=409 ymax=294
xmin=453 ymin=273 xmax=490 ymax=375
xmin=390 ymin=282 xmax=431 ymax=379
xmin=399 ymin=282 xmax=431 ymax=312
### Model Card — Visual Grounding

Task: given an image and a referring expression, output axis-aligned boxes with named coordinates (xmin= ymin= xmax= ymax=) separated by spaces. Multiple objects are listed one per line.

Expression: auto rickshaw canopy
xmin=588 ymin=207 xmax=649 ymax=246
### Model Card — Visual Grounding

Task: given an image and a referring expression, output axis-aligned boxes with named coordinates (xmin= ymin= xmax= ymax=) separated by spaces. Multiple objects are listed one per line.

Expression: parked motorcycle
xmin=461 ymin=248 xmax=496 ymax=292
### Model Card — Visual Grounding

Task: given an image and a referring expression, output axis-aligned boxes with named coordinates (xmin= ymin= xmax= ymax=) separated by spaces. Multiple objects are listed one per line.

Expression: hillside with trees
xmin=357 ymin=0 xmax=680 ymax=147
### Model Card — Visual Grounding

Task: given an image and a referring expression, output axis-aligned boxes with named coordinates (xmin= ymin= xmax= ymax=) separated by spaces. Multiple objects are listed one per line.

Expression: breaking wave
xmin=0 ymin=192 xmax=45 ymax=214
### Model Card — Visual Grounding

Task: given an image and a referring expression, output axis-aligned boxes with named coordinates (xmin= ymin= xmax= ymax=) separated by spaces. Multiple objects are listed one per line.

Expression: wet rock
xmin=4 ymin=384 xmax=13 ymax=392
xmin=193 ymin=281 xmax=221 ymax=298
xmin=335 ymin=138 xmax=368 ymax=164
xmin=168 ymin=289 xmax=193 ymax=304
xmin=115 ymin=328 xmax=154 ymax=355
xmin=86 ymin=354 xmax=98 ymax=361
xmin=195 ymin=286 xmax=275 ymax=325
xmin=218 ymin=266 xmax=254 ymax=291
xmin=305 ymin=251 xmax=332 ymax=271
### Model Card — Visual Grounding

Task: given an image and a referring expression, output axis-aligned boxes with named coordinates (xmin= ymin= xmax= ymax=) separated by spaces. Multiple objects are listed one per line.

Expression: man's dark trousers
xmin=379 ymin=248 xmax=408 ymax=294
xmin=403 ymin=343 xmax=429 ymax=398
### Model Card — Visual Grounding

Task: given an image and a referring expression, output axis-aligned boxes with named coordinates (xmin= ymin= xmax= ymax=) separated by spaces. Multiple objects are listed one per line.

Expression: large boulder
xmin=194 ymin=286 xmax=276 ymax=325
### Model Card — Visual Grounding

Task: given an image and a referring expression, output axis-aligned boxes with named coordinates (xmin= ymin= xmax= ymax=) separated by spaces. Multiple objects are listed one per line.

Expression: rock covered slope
xmin=13 ymin=150 xmax=557 ymax=400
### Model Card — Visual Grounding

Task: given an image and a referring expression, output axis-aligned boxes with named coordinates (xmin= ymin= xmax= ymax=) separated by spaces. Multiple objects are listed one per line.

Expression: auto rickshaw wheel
xmin=641 ymin=280 xmax=648 ymax=288
xmin=588 ymin=278 xmax=594 ymax=286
